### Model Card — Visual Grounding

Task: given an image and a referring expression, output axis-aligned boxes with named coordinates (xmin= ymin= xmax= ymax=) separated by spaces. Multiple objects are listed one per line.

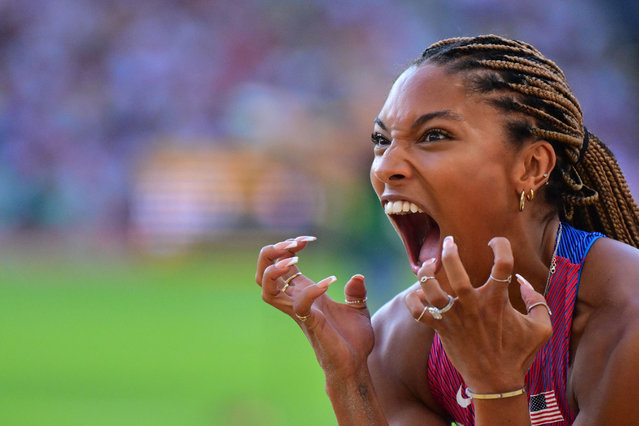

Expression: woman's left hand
xmin=405 ymin=235 xmax=552 ymax=393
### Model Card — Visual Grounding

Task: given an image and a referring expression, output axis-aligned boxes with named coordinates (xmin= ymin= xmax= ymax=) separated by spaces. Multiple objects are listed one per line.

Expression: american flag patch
xmin=529 ymin=390 xmax=564 ymax=425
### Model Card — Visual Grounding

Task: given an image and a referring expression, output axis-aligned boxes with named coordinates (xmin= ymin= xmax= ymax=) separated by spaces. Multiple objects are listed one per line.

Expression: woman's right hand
xmin=255 ymin=236 xmax=374 ymax=377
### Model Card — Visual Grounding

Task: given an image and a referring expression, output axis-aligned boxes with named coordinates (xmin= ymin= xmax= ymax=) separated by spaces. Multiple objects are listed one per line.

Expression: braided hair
xmin=413 ymin=35 xmax=639 ymax=247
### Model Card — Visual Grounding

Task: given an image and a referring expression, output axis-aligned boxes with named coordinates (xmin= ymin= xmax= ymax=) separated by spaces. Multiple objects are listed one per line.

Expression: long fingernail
xmin=516 ymin=273 xmax=534 ymax=289
xmin=274 ymin=240 xmax=297 ymax=250
xmin=276 ymin=256 xmax=299 ymax=268
xmin=317 ymin=275 xmax=337 ymax=288
xmin=297 ymin=236 xmax=317 ymax=242
xmin=443 ymin=235 xmax=454 ymax=249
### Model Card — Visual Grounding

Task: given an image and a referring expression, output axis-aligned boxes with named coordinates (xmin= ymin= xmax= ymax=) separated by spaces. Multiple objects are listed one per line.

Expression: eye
xmin=419 ymin=129 xmax=451 ymax=143
xmin=371 ymin=132 xmax=390 ymax=147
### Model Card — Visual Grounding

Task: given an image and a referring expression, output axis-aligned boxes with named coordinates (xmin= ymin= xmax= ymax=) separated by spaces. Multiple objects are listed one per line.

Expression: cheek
xmin=447 ymin=157 xmax=511 ymax=210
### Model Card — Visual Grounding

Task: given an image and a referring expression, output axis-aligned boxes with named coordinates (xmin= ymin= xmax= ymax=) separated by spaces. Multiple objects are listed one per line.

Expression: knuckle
xmin=261 ymin=290 xmax=274 ymax=304
xmin=263 ymin=265 xmax=276 ymax=279
xmin=454 ymin=285 xmax=473 ymax=298
xmin=493 ymin=254 xmax=514 ymax=271
xmin=441 ymin=249 xmax=457 ymax=263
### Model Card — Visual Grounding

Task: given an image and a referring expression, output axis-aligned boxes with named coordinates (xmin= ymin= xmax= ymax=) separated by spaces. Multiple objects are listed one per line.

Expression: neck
xmin=508 ymin=214 xmax=561 ymax=313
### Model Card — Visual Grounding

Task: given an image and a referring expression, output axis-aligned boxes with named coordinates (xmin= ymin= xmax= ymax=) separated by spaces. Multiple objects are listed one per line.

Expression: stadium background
xmin=0 ymin=0 xmax=638 ymax=425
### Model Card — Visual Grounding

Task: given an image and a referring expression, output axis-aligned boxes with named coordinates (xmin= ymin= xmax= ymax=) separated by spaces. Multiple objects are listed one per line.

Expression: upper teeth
xmin=384 ymin=200 xmax=424 ymax=215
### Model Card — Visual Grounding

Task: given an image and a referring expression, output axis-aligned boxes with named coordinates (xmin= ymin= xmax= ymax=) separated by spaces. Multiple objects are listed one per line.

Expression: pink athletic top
xmin=426 ymin=224 xmax=603 ymax=425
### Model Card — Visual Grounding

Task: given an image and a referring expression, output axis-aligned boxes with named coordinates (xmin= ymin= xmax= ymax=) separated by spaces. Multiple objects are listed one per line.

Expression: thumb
xmin=344 ymin=274 xmax=368 ymax=309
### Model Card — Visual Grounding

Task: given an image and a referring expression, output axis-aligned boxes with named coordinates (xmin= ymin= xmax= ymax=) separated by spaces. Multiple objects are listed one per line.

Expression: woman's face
xmin=370 ymin=64 xmax=522 ymax=279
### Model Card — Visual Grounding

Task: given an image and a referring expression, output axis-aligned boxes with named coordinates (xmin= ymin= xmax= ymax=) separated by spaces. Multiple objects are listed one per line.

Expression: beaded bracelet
xmin=465 ymin=386 xmax=526 ymax=400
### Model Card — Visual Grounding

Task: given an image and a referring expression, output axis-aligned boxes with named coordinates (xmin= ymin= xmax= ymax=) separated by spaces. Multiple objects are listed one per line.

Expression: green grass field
xmin=0 ymin=245 xmax=411 ymax=426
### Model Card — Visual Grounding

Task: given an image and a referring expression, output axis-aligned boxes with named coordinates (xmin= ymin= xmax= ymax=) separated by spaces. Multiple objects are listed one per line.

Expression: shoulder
xmin=369 ymin=283 xmax=445 ymax=417
xmin=571 ymin=237 xmax=639 ymax=421
xmin=579 ymin=236 xmax=639 ymax=309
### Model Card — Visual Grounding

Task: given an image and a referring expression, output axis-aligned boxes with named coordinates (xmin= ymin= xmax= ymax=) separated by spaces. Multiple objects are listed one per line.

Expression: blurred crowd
xmin=0 ymin=0 xmax=638 ymax=251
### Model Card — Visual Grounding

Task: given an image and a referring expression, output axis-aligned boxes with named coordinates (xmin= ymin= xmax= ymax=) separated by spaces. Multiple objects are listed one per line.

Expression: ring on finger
xmin=345 ymin=297 xmax=367 ymax=305
xmin=284 ymin=271 xmax=303 ymax=285
xmin=420 ymin=275 xmax=436 ymax=284
xmin=280 ymin=283 xmax=290 ymax=293
xmin=527 ymin=301 xmax=552 ymax=316
xmin=427 ymin=295 xmax=455 ymax=320
xmin=489 ymin=274 xmax=512 ymax=284
xmin=415 ymin=306 xmax=428 ymax=323
xmin=295 ymin=312 xmax=311 ymax=322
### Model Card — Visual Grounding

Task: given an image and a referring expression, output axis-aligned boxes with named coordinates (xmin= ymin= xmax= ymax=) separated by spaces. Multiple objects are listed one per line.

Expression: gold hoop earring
xmin=526 ymin=188 xmax=534 ymax=201
xmin=519 ymin=190 xmax=526 ymax=212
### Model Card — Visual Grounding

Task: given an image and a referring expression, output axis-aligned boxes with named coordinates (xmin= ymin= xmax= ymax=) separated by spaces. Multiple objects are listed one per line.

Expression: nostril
xmin=390 ymin=174 xmax=405 ymax=180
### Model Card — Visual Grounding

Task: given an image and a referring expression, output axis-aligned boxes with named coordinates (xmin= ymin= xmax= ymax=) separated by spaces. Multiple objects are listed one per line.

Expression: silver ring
xmin=420 ymin=275 xmax=436 ymax=284
xmin=345 ymin=297 xmax=367 ymax=305
xmin=489 ymin=274 xmax=512 ymax=284
xmin=527 ymin=301 xmax=552 ymax=316
xmin=415 ymin=306 xmax=428 ymax=323
xmin=427 ymin=295 xmax=455 ymax=320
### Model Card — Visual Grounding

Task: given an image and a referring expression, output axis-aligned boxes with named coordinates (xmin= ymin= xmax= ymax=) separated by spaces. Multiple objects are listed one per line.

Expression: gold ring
xmin=295 ymin=312 xmax=311 ymax=322
xmin=345 ymin=297 xmax=367 ymax=305
xmin=284 ymin=272 xmax=302 ymax=285
xmin=420 ymin=275 xmax=436 ymax=284
xmin=489 ymin=274 xmax=512 ymax=284
xmin=527 ymin=301 xmax=552 ymax=316
xmin=415 ymin=306 xmax=428 ymax=323
xmin=280 ymin=283 xmax=290 ymax=293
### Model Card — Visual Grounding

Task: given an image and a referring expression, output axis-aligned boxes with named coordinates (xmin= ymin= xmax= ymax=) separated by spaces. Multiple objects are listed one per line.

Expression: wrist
xmin=465 ymin=381 xmax=526 ymax=394
xmin=465 ymin=386 xmax=526 ymax=400
xmin=325 ymin=363 xmax=371 ymax=392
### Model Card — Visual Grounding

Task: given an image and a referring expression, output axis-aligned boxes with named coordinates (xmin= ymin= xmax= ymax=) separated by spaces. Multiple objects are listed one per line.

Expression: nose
xmin=371 ymin=144 xmax=411 ymax=183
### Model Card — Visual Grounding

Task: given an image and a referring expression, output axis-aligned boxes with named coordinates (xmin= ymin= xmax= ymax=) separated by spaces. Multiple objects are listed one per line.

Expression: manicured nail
xmin=516 ymin=273 xmax=534 ymax=290
xmin=443 ymin=235 xmax=454 ymax=249
xmin=274 ymin=240 xmax=297 ymax=250
xmin=297 ymin=236 xmax=317 ymax=242
xmin=318 ymin=275 xmax=337 ymax=288
xmin=276 ymin=256 xmax=299 ymax=268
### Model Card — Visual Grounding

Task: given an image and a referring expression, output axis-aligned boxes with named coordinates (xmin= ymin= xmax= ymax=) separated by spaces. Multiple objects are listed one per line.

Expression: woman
xmin=255 ymin=35 xmax=639 ymax=425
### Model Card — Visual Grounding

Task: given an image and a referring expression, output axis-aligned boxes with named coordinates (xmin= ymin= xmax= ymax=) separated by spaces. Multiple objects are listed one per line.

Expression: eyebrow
xmin=411 ymin=110 xmax=464 ymax=130
xmin=374 ymin=110 xmax=464 ymax=132
xmin=374 ymin=117 xmax=387 ymax=131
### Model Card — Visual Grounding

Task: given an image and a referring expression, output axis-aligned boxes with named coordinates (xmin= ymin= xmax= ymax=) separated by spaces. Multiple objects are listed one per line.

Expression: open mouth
xmin=384 ymin=200 xmax=441 ymax=274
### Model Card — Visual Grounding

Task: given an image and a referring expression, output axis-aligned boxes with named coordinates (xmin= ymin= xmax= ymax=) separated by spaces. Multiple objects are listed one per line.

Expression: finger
xmin=255 ymin=236 xmax=316 ymax=285
xmin=293 ymin=276 xmax=337 ymax=325
xmin=405 ymin=289 xmax=443 ymax=327
xmin=486 ymin=237 xmax=515 ymax=293
xmin=344 ymin=274 xmax=368 ymax=309
xmin=261 ymin=256 xmax=299 ymax=298
xmin=405 ymin=289 xmax=428 ymax=322
xmin=440 ymin=236 xmax=475 ymax=302
xmin=417 ymin=260 xmax=450 ymax=308
xmin=516 ymin=274 xmax=552 ymax=324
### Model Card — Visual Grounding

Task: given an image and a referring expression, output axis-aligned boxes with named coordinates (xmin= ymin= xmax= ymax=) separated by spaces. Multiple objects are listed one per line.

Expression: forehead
xmin=378 ymin=64 xmax=474 ymax=126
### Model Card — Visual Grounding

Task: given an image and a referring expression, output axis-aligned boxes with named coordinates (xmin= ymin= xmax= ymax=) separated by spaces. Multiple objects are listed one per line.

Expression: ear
xmin=513 ymin=140 xmax=555 ymax=193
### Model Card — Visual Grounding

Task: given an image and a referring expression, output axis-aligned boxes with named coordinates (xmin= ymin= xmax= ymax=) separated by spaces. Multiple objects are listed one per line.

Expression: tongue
xmin=418 ymin=231 xmax=441 ymax=265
